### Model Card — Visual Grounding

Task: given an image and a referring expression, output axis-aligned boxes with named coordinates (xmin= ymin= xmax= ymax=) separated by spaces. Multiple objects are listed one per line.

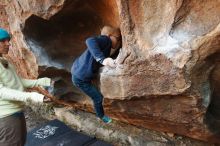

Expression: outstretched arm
xmin=21 ymin=77 xmax=51 ymax=88
xmin=0 ymin=83 xmax=44 ymax=103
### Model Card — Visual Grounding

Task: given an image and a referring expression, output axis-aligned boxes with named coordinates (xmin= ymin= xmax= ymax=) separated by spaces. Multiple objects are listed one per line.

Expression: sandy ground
xmin=24 ymin=106 xmax=49 ymax=131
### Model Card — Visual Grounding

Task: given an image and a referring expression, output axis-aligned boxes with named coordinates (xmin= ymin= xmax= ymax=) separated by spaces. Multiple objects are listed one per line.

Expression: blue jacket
xmin=71 ymin=35 xmax=112 ymax=81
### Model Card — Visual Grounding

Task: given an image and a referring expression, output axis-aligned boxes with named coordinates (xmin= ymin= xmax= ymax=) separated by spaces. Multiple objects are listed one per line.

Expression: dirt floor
xmin=24 ymin=106 xmax=49 ymax=131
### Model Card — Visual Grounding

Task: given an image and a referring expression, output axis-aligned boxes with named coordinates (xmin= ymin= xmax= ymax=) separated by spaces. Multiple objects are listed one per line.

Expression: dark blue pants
xmin=72 ymin=75 xmax=104 ymax=118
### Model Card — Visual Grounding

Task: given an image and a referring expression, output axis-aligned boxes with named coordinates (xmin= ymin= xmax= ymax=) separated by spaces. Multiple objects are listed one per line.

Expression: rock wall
xmin=1 ymin=0 xmax=220 ymax=143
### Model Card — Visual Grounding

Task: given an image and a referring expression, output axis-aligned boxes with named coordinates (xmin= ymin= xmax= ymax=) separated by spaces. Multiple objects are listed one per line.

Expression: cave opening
xmin=205 ymin=52 xmax=220 ymax=134
xmin=22 ymin=0 xmax=120 ymax=100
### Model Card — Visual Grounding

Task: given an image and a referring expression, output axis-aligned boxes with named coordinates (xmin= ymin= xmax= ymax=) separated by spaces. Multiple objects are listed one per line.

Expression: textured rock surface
xmin=1 ymin=0 xmax=220 ymax=143
xmin=54 ymin=107 xmax=212 ymax=146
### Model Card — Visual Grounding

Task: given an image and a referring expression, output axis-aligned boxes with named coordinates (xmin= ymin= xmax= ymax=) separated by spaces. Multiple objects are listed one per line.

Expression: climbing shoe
xmin=101 ymin=115 xmax=112 ymax=124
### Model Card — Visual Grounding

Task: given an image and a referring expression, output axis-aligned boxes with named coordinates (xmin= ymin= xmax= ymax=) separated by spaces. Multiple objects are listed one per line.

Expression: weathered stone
xmin=53 ymin=107 xmax=211 ymax=146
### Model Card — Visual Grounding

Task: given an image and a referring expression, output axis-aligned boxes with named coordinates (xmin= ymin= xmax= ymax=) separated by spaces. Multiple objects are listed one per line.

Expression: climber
xmin=0 ymin=28 xmax=53 ymax=146
xmin=71 ymin=25 xmax=121 ymax=124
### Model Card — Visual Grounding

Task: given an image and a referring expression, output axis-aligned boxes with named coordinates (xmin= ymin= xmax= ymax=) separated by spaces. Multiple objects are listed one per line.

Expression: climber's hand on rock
xmin=102 ymin=58 xmax=116 ymax=68
xmin=43 ymin=96 xmax=52 ymax=103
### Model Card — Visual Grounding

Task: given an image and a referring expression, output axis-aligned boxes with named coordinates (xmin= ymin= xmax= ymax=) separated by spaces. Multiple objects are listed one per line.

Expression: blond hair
xmin=101 ymin=25 xmax=121 ymax=37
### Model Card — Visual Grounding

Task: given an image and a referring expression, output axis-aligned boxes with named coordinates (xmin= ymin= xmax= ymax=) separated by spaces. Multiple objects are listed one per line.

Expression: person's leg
xmin=0 ymin=112 xmax=27 ymax=146
xmin=72 ymin=75 xmax=104 ymax=118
